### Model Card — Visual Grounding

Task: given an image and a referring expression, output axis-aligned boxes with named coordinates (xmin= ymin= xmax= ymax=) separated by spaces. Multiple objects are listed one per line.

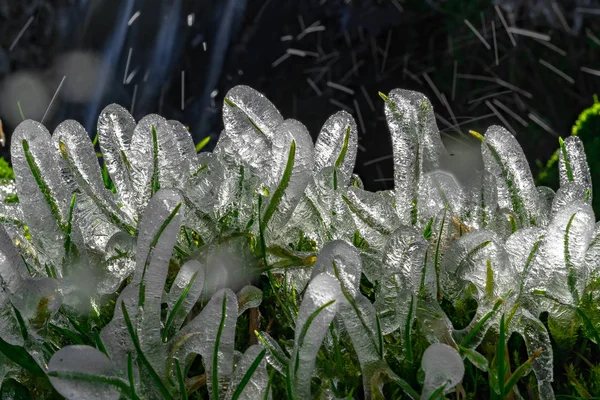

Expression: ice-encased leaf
xmin=290 ymin=273 xmax=341 ymax=399
xmin=98 ymin=231 xmax=136 ymax=294
xmin=236 ymin=285 xmax=263 ymax=317
xmin=0 ymin=225 xmax=26 ymax=296
xmin=54 ymin=119 xmax=136 ymax=234
xmin=97 ymin=104 xmax=137 ymax=216
xmin=169 ymin=288 xmax=238 ymax=398
xmin=551 ymin=182 xmax=589 ymax=216
xmin=225 ymin=344 xmax=269 ymax=400
xmin=417 ymin=171 xmax=464 ymax=224
xmin=313 ymin=111 xmax=358 ymax=183
xmin=312 ymin=240 xmax=362 ymax=298
xmin=223 ymin=85 xmax=284 ymax=141
xmin=528 ymin=200 xmax=594 ymax=308
xmin=383 ymin=91 xmax=419 ymax=225
xmin=256 ymin=330 xmax=289 ymax=375
xmin=559 ymin=136 xmax=592 ymax=201
xmin=420 ymin=343 xmax=464 ymax=400
xmin=11 ymin=120 xmax=73 ymax=269
xmin=375 ymin=225 xmax=426 ymax=334
xmin=462 ymin=170 xmax=498 ymax=229
xmin=264 ymin=119 xmax=314 ymax=233
xmin=164 ymin=260 xmax=205 ymax=340
xmin=505 ymin=227 xmax=544 ymax=302
xmin=537 ymin=186 xmax=555 ymax=224
xmin=48 ymin=345 xmax=121 ymax=400
xmin=480 ymin=125 xmax=541 ymax=227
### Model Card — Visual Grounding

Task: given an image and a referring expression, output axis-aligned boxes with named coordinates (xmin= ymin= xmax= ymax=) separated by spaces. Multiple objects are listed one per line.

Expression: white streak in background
xmin=287 ymin=48 xmax=306 ymax=57
xmin=187 ymin=13 xmax=195 ymax=26
xmin=495 ymin=5 xmax=516 ymax=46
xmin=254 ymin=0 xmax=272 ymax=23
xmin=375 ymin=164 xmax=387 ymax=188
xmin=181 ymin=71 xmax=185 ymax=111
xmin=343 ymin=30 xmax=352 ymax=47
xmin=370 ymin=36 xmax=379 ymax=73
xmin=492 ymin=21 xmax=498 ymax=66
xmin=297 ymin=21 xmax=325 ymax=40
xmin=435 ymin=112 xmax=462 ymax=136
xmin=9 ymin=16 xmax=34 ymax=51
xmin=586 ymin=28 xmax=600 ymax=45
xmin=508 ymin=27 xmax=551 ymax=41
xmin=441 ymin=93 xmax=459 ymax=130
xmin=327 ymin=81 xmax=355 ymax=95
xmin=381 ymin=30 xmax=392 ymax=73
xmin=493 ymin=99 xmax=529 ymax=127
xmin=127 ymin=11 xmax=141 ymax=26
xmin=280 ymin=35 xmax=294 ymax=41
xmin=535 ymin=39 xmax=567 ymax=56
xmin=202 ymin=41 xmax=207 ymax=51
xmin=422 ymin=72 xmax=444 ymax=104
xmin=464 ymin=19 xmax=491 ymax=49
xmin=363 ymin=154 xmax=392 ymax=167
xmin=42 ymin=75 xmax=66 ymax=124
xmin=298 ymin=14 xmax=305 ymax=31
xmin=576 ymin=7 xmax=600 ymax=15
xmin=306 ymin=78 xmax=322 ymax=96
xmin=125 ymin=68 xmax=138 ymax=84
xmin=272 ymin=53 xmax=290 ymax=67
xmin=130 ymin=84 xmax=138 ymax=115
xmin=551 ymin=2 xmax=570 ymax=32
xmin=467 ymin=90 xmax=512 ymax=104
xmin=358 ymin=142 xmax=366 ymax=152
xmin=539 ymin=59 xmax=575 ymax=84
xmin=457 ymin=73 xmax=533 ymax=98
xmin=374 ymin=177 xmax=394 ymax=182
xmin=528 ymin=112 xmax=558 ymax=137
xmin=360 ymin=85 xmax=375 ymax=112
xmin=486 ymin=100 xmax=516 ymax=135
xmin=391 ymin=0 xmax=403 ymax=12
xmin=440 ymin=113 xmax=495 ymax=131
xmin=329 ymin=98 xmax=353 ymax=113
xmin=581 ymin=66 xmax=600 ymax=77
xmin=354 ymin=99 xmax=366 ymax=134
xmin=143 ymin=69 xmax=149 ymax=82
xmin=341 ymin=59 xmax=364 ymax=83
xmin=404 ymin=68 xmax=423 ymax=84
xmin=452 ymin=61 xmax=458 ymax=101
xmin=480 ymin=12 xmax=487 ymax=37
xmin=123 ymin=48 xmax=133 ymax=84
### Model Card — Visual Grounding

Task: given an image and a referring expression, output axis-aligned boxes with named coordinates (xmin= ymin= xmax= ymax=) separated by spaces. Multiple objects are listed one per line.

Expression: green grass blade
xmin=151 ymin=125 xmax=160 ymax=196
xmin=262 ymin=140 xmax=295 ymax=228
xmin=163 ymin=271 xmax=199 ymax=342
xmin=138 ymin=202 xmax=182 ymax=308
xmin=503 ymin=347 xmax=543 ymax=396
xmin=212 ymin=295 xmax=228 ymax=400
xmin=427 ymin=384 xmax=446 ymax=400
xmin=576 ymin=307 xmax=600 ymax=345
xmin=404 ymin=295 xmax=414 ymax=368
xmin=231 ymin=349 xmax=267 ymax=400
xmin=17 ymin=101 xmax=25 ymax=120
xmin=285 ymin=363 xmax=294 ymax=400
xmin=0 ymin=336 xmax=46 ymax=377
xmin=47 ymin=371 xmax=131 ymax=397
xmin=175 ymin=358 xmax=187 ymax=400
xmin=461 ymin=299 xmax=503 ymax=348
xmin=195 ymin=136 xmax=211 ymax=153
xmin=294 ymin=299 xmax=336 ymax=375
xmin=434 ymin=208 xmax=447 ymax=299
xmin=127 ymin=352 xmax=140 ymax=400
xmin=334 ymin=125 xmax=350 ymax=168
xmin=264 ymin=369 xmax=274 ymax=400
xmin=121 ymin=302 xmax=173 ymax=400
xmin=497 ymin=314 xmax=506 ymax=399
xmin=559 ymin=137 xmax=574 ymax=182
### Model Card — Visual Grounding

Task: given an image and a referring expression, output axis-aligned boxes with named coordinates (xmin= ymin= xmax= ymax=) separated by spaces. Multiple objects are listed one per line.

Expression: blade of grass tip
xmin=285 ymin=363 xmax=294 ymax=400
xmin=128 ymin=352 xmax=140 ymax=400
xmin=388 ymin=372 xmax=420 ymax=400
xmin=63 ymin=193 xmax=77 ymax=262
xmin=378 ymin=91 xmax=389 ymax=102
xmin=254 ymin=331 xmax=289 ymax=367
xmin=263 ymin=369 xmax=274 ymax=400
xmin=195 ymin=136 xmax=211 ymax=153
xmin=231 ymin=349 xmax=267 ymax=400
xmin=223 ymin=97 xmax=267 ymax=136
xmin=92 ymin=133 xmax=98 ymax=147
xmin=17 ymin=101 xmax=25 ymax=121
xmin=503 ymin=348 xmax=543 ymax=395
xmin=559 ymin=137 xmax=574 ymax=182
xmin=294 ymin=299 xmax=337 ymax=376
xmin=46 ymin=371 xmax=132 ymax=396
xmin=11 ymin=303 xmax=29 ymax=341
xmin=175 ymin=358 xmax=187 ymax=400
xmin=334 ymin=125 xmax=350 ymax=168
xmin=212 ymin=295 xmax=228 ymax=400
xmin=93 ymin=329 xmax=109 ymax=358
xmin=576 ymin=307 xmax=600 ymax=345
xmin=497 ymin=314 xmax=506 ymax=399
xmin=163 ymin=271 xmax=199 ymax=342
xmin=138 ymin=202 xmax=182 ymax=308
xmin=262 ymin=140 xmax=296 ymax=228
xmin=121 ymin=302 xmax=174 ymax=400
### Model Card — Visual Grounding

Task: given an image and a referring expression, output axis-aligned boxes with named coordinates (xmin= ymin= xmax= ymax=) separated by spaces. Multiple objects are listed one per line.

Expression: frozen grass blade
xmin=262 ymin=140 xmax=295 ymax=228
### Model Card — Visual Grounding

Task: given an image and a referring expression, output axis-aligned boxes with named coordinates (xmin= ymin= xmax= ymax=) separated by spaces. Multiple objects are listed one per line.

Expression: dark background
xmin=1 ymin=0 xmax=599 ymax=190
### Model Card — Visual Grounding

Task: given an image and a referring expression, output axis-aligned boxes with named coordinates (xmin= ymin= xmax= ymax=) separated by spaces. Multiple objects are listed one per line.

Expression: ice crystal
xmin=0 ymin=85 xmax=598 ymax=399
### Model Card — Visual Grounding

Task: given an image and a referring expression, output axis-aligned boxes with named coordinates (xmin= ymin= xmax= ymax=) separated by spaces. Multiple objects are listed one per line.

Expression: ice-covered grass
xmin=0 ymin=86 xmax=599 ymax=399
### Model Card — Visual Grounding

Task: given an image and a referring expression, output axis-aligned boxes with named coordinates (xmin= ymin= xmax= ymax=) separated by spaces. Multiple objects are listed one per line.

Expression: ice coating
xmin=311 ymin=240 xmax=362 ymax=298
xmin=420 ymin=343 xmax=465 ymax=400
xmin=384 ymin=91 xmax=418 ymax=225
xmin=313 ymin=111 xmax=358 ymax=182
xmin=558 ymin=136 xmax=592 ymax=201
xmin=225 ymin=345 xmax=269 ymax=400
xmin=97 ymin=104 xmax=137 ymax=216
xmin=165 ymin=260 xmax=205 ymax=337
xmin=48 ymin=345 xmax=120 ymax=400
xmin=291 ymin=273 xmax=341 ymax=399
xmin=11 ymin=120 xmax=73 ymax=270
xmin=417 ymin=171 xmax=464 ymax=224
xmin=551 ymin=182 xmax=589 ymax=216
xmin=236 ymin=285 xmax=263 ymax=316
xmin=480 ymin=125 xmax=541 ymax=227
xmin=0 ymin=225 xmax=26 ymax=296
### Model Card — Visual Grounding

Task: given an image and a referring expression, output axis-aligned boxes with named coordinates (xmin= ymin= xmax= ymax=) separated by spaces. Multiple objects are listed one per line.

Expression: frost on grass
xmin=0 ymin=86 xmax=599 ymax=400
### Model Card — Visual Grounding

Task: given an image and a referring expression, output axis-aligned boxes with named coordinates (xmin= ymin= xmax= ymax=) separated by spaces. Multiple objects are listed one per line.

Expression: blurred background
xmin=1 ymin=0 xmax=599 ymax=192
